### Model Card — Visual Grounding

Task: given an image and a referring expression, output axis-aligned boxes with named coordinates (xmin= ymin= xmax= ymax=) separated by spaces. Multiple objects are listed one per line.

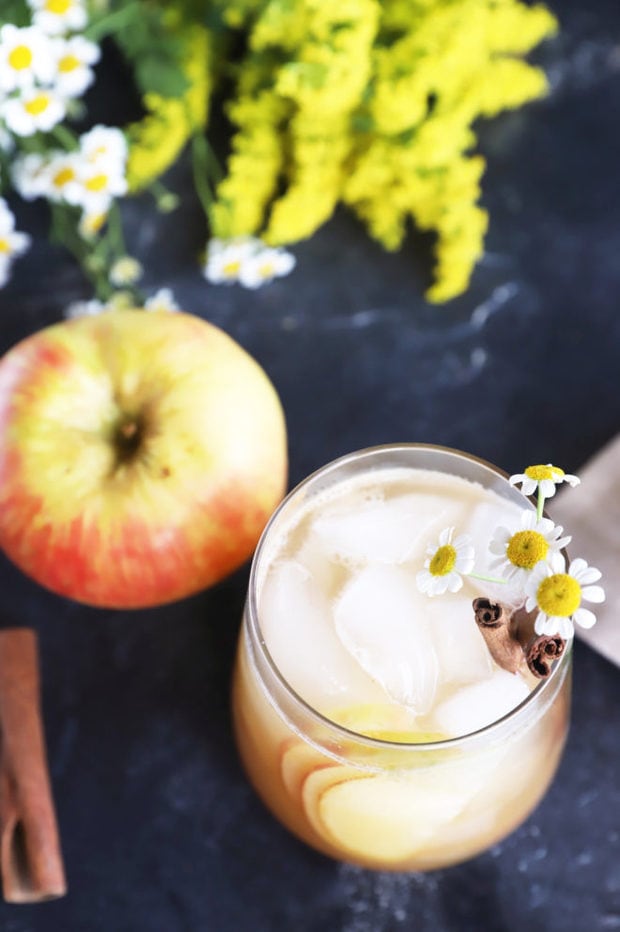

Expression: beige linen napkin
xmin=552 ymin=434 xmax=620 ymax=667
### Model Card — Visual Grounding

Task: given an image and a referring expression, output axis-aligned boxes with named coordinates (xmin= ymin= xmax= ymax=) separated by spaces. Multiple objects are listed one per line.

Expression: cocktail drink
xmin=233 ymin=445 xmax=575 ymax=870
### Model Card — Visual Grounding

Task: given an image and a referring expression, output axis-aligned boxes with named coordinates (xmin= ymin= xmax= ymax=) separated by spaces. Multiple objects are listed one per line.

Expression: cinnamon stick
xmin=0 ymin=629 xmax=66 ymax=903
xmin=525 ymin=634 xmax=566 ymax=679
xmin=472 ymin=598 xmax=523 ymax=674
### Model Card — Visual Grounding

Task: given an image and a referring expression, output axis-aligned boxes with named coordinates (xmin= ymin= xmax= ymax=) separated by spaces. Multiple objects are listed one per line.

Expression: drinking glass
xmin=232 ymin=445 xmax=572 ymax=870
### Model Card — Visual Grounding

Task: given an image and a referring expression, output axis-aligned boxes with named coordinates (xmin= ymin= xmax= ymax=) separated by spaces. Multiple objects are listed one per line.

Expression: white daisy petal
xmin=521 ymin=477 xmax=538 ymax=496
xmin=439 ymin=527 xmax=453 ymax=546
xmin=569 ymin=559 xmax=602 ymax=585
xmin=547 ymin=551 xmax=566 ymax=573
xmin=573 ymin=608 xmax=597 ymax=630
xmin=581 ymin=585 xmax=605 ymax=604
xmin=557 ymin=617 xmax=575 ymax=639
xmin=568 ymin=557 xmax=587 ymax=576
xmin=534 ymin=614 xmax=553 ymax=636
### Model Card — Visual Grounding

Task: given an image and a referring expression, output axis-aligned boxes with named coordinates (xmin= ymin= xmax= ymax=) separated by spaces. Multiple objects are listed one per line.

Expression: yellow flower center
xmin=537 ymin=574 xmax=581 ymax=617
xmin=259 ymin=262 xmax=275 ymax=279
xmin=525 ymin=464 xmax=564 ymax=482
xmin=53 ymin=167 xmax=75 ymax=188
xmin=24 ymin=94 xmax=50 ymax=116
xmin=85 ymin=173 xmax=108 ymax=192
xmin=59 ymin=54 xmax=80 ymax=74
xmin=429 ymin=544 xmax=457 ymax=577
xmin=0 ymin=238 xmax=10 ymax=254
xmin=506 ymin=530 xmax=549 ymax=569
xmin=8 ymin=45 xmax=33 ymax=71
xmin=46 ymin=0 xmax=71 ymax=13
xmin=222 ymin=259 xmax=241 ymax=277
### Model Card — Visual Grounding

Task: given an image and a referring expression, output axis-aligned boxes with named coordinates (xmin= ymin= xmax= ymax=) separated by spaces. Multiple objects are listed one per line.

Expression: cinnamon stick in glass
xmin=0 ymin=628 xmax=66 ymax=903
xmin=472 ymin=597 xmax=524 ymax=674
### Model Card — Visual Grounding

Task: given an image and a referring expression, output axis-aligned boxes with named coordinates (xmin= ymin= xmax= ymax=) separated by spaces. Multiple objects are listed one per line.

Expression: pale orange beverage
xmin=233 ymin=445 xmax=571 ymax=870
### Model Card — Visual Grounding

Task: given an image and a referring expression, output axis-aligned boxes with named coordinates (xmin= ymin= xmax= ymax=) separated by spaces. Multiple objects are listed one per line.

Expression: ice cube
xmin=295 ymin=534 xmax=343 ymax=598
xmin=309 ymin=493 xmax=461 ymax=566
xmin=259 ymin=561 xmax=387 ymax=710
xmin=431 ymin=669 xmax=530 ymax=737
xmin=425 ymin=596 xmax=494 ymax=686
xmin=333 ymin=564 xmax=439 ymax=715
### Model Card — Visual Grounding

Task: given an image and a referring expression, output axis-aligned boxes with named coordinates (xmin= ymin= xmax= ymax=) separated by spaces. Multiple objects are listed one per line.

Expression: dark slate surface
xmin=1 ymin=1 xmax=620 ymax=929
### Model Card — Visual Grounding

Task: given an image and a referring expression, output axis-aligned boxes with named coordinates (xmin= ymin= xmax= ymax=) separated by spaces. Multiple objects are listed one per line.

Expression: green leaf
xmin=111 ymin=4 xmax=190 ymax=98
xmin=0 ymin=1 xmax=29 ymax=27
xmin=135 ymin=56 xmax=189 ymax=97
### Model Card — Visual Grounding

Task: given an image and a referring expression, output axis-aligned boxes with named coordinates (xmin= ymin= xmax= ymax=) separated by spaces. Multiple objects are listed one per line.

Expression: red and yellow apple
xmin=0 ymin=309 xmax=287 ymax=608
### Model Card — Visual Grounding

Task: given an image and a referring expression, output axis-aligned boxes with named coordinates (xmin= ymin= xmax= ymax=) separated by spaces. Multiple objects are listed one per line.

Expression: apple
xmin=0 ymin=309 xmax=287 ymax=608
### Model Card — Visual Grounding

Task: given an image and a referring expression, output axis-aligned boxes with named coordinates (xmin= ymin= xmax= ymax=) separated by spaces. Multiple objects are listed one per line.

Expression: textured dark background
xmin=0 ymin=1 xmax=619 ymax=929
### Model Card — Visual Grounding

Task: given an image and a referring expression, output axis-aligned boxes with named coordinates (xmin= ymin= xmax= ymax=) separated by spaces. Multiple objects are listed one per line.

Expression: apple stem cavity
xmin=113 ymin=415 xmax=144 ymax=466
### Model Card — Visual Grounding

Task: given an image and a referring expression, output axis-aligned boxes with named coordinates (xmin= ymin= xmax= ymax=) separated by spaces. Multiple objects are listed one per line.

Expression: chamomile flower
xmin=79 ymin=125 xmax=127 ymax=167
xmin=109 ymin=256 xmax=143 ymax=287
xmin=3 ymin=87 xmax=66 ymax=136
xmin=0 ymin=24 xmax=56 ymax=93
xmin=509 ymin=464 xmax=580 ymax=500
xmin=52 ymin=35 xmax=100 ymax=97
xmin=0 ymin=198 xmax=31 ymax=286
xmin=27 ymin=0 xmax=88 ymax=37
xmin=40 ymin=150 xmax=83 ymax=203
xmin=416 ymin=527 xmax=475 ymax=596
xmin=203 ymin=237 xmax=258 ymax=285
xmin=525 ymin=552 xmax=605 ymax=639
xmin=144 ymin=288 xmax=180 ymax=313
xmin=11 ymin=152 xmax=49 ymax=201
xmin=64 ymin=297 xmax=105 ymax=318
xmin=489 ymin=511 xmax=570 ymax=585
xmin=238 ymin=244 xmax=296 ymax=288
xmin=75 ymin=158 xmax=128 ymax=212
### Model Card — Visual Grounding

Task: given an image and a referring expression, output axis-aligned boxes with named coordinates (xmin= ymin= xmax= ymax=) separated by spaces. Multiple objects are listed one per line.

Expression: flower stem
xmin=191 ymin=132 xmax=215 ymax=222
xmin=536 ymin=489 xmax=545 ymax=521
xmin=49 ymin=124 xmax=78 ymax=151
xmin=468 ymin=571 xmax=508 ymax=585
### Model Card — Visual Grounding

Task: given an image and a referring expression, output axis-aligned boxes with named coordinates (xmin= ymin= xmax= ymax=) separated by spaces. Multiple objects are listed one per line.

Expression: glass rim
xmin=246 ymin=442 xmax=572 ymax=753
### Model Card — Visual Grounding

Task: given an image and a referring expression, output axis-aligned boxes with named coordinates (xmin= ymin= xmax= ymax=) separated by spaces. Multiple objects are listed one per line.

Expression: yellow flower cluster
xmin=127 ymin=0 xmax=558 ymax=302
xmin=211 ymin=0 xmax=380 ymax=243
xmin=125 ymin=23 xmax=212 ymax=193
xmin=212 ymin=0 xmax=556 ymax=301
xmin=340 ymin=0 xmax=556 ymax=301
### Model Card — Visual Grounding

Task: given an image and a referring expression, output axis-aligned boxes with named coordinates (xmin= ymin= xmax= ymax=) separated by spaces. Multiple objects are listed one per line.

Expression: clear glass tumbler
xmin=232 ymin=445 xmax=572 ymax=870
